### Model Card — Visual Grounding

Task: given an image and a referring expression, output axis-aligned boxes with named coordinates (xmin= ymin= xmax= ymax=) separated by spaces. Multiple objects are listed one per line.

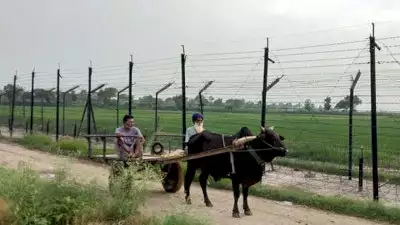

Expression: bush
xmin=16 ymin=134 xmax=57 ymax=152
xmin=58 ymin=137 xmax=87 ymax=156
xmin=0 ymin=166 xmax=103 ymax=224
xmin=0 ymin=161 xmax=207 ymax=225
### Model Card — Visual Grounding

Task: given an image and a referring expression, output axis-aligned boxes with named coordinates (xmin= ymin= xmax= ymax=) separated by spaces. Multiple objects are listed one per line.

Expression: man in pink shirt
xmin=115 ymin=114 xmax=145 ymax=160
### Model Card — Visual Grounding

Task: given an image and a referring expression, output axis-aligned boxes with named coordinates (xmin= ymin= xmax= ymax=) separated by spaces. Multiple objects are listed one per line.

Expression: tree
xmin=213 ymin=98 xmax=223 ymax=106
xmin=97 ymin=87 xmax=118 ymax=106
xmin=334 ymin=95 xmax=362 ymax=111
xmin=3 ymin=84 xmax=24 ymax=102
xmin=304 ymin=99 xmax=315 ymax=112
xmin=172 ymin=95 xmax=183 ymax=110
xmin=33 ymin=88 xmax=55 ymax=104
xmin=76 ymin=90 xmax=88 ymax=104
xmin=225 ymin=98 xmax=245 ymax=109
xmin=324 ymin=96 xmax=332 ymax=111
xmin=137 ymin=95 xmax=154 ymax=109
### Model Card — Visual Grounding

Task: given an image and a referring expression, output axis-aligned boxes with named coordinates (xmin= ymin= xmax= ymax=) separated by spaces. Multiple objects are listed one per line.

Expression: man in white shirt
xmin=184 ymin=112 xmax=204 ymax=153
xmin=115 ymin=114 xmax=145 ymax=160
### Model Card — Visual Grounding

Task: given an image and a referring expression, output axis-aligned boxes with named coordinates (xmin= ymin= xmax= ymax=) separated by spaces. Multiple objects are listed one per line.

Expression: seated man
xmin=115 ymin=114 xmax=145 ymax=160
xmin=184 ymin=112 xmax=204 ymax=153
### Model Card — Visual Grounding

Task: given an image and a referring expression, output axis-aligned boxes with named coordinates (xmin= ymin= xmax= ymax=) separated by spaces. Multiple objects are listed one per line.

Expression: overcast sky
xmin=1 ymin=0 xmax=400 ymax=112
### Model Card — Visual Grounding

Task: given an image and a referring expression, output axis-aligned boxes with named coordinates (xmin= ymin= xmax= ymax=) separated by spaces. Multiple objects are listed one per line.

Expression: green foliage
xmin=304 ymin=99 xmax=315 ymax=112
xmin=0 ymin=162 xmax=207 ymax=225
xmin=0 ymin=166 xmax=104 ymax=224
xmin=57 ymin=137 xmax=87 ymax=156
xmin=335 ymin=95 xmax=362 ymax=110
xmin=15 ymin=133 xmax=57 ymax=152
xmin=324 ymin=96 xmax=332 ymax=111
xmin=104 ymin=160 xmax=163 ymax=221
xmin=159 ymin=213 xmax=211 ymax=225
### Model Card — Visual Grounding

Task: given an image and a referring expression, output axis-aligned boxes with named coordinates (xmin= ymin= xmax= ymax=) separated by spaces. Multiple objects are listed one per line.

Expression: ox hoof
xmin=205 ymin=201 xmax=213 ymax=207
xmin=244 ymin=210 xmax=253 ymax=216
xmin=185 ymin=197 xmax=192 ymax=205
xmin=232 ymin=211 xmax=240 ymax=218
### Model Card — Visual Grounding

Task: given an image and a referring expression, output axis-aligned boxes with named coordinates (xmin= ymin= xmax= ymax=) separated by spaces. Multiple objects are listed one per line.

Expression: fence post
xmin=87 ymin=61 xmax=93 ymax=158
xmin=155 ymin=82 xmax=174 ymax=136
xmin=181 ymin=46 xmax=187 ymax=150
xmin=77 ymin=83 xmax=105 ymax=137
xmin=62 ymin=85 xmax=79 ymax=136
xmin=23 ymin=94 xmax=27 ymax=132
xmin=199 ymin=81 xmax=214 ymax=115
xmin=358 ymin=146 xmax=364 ymax=192
xmin=369 ymin=23 xmax=381 ymax=201
xmin=73 ymin=120 xmax=77 ymax=138
xmin=348 ymin=70 xmax=361 ymax=180
xmin=46 ymin=120 xmax=50 ymax=135
xmin=56 ymin=66 xmax=61 ymax=141
xmin=10 ymin=72 xmax=17 ymax=138
xmin=41 ymin=100 xmax=44 ymax=131
xmin=128 ymin=55 xmax=133 ymax=115
xmin=116 ymin=85 xmax=131 ymax=127
xmin=261 ymin=38 xmax=276 ymax=127
xmin=30 ymin=68 xmax=35 ymax=133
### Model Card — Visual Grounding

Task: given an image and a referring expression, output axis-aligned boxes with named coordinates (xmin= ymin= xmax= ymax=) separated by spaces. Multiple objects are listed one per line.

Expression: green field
xmin=1 ymin=105 xmax=400 ymax=171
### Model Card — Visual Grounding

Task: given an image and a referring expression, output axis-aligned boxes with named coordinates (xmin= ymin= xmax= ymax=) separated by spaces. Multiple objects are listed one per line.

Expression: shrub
xmin=58 ymin=137 xmax=87 ymax=156
xmin=16 ymin=134 xmax=57 ymax=152
xmin=0 ymin=161 xmax=161 ymax=224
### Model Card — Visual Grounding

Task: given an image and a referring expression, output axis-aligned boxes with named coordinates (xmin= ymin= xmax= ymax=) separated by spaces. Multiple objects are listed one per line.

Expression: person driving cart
xmin=115 ymin=114 xmax=145 ymax=160
xmin=184 ymin=112 xmax=205 ymax=153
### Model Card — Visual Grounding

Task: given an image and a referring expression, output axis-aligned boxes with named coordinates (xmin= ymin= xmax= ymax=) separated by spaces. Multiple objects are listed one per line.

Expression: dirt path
xmin=0 ymin=141 xmax=391 ymax=225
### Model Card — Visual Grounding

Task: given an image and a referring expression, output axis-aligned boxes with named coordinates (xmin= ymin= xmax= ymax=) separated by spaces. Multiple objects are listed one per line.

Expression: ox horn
xmin=233 ymin=136 xmax=257 ymax=146
xmin=260 ymin=126 xmax=266 ymax=132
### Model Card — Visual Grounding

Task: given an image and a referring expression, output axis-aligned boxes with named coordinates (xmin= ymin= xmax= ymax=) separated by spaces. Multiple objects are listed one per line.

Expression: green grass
xmin=0 ymin=158 xmax=209 ymax=225
xmin=2 ymin=105 xmax=400 ymax=173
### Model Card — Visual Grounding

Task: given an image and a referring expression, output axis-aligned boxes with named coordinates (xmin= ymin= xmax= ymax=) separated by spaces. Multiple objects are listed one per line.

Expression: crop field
xmin=2 ymin=105 xmax=400 ymax=171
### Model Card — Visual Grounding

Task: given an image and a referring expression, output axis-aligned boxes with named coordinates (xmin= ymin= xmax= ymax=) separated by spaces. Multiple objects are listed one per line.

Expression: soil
xmin=0 ymin=141 xmax=391 ymax=225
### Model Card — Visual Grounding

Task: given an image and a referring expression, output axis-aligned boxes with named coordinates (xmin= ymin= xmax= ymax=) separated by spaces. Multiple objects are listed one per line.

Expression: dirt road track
xmin=0 ymin=141 xmax=390 ymax=225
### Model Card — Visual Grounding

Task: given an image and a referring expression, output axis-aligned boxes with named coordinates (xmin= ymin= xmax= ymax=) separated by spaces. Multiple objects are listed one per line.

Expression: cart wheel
xmin=161 ymin=162 xmax=183 ymax=193
xmin=151 ymin=142 xmax=164 ymax=155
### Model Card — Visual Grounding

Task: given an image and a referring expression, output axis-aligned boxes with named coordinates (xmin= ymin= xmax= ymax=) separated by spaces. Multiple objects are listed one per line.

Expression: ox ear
xmin=279 ymin=135 xmax=285 ymax=141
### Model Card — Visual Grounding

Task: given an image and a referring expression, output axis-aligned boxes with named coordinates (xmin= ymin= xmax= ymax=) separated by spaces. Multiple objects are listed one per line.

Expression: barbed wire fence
xmin=179 ymin=24 xmax=400 ymax=206
xmin=0 ymin=22 xmax=400 ymax=205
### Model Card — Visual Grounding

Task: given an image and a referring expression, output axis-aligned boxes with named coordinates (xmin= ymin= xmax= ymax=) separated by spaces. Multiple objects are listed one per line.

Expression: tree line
xmin=0 ymin=84 xmax=363 ymax=113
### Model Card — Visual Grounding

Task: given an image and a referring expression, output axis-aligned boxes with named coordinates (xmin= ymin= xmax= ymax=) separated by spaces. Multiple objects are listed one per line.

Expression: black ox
xmin=184 ymin=126 xmax=288 ymax=218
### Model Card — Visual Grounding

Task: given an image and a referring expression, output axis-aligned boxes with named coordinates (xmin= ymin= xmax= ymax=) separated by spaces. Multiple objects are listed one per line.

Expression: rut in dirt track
xmin=0 ymin=141 xmax=390 ymax=225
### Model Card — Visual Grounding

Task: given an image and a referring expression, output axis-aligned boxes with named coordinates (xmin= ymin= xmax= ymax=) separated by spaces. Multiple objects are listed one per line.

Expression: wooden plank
xmin=91 ymin=146 xmax=238 ymax=164
xmin=158 ymin=146 xmax=238 ymax=164
xmin=93 ymin=153 xmax=161 ymax=162
xmin=154 ymin=132 xmax=184 ymax=137
xmin=84 ymin=134 xmax=140 ymax=138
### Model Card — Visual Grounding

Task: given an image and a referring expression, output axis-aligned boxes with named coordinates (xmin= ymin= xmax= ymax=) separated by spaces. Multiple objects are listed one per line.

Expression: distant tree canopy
xmin=304 ymin=99 xmax=315 ymax=112
xmin=334 ymin=95 xmax=362 ymax=111
xmin=324 ymin=96 xmax=332 ymax=111
xmin=0 ymin=83 xmax=365 ymax=113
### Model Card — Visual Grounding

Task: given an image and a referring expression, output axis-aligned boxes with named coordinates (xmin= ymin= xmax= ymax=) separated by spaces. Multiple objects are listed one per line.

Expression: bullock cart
xmin=83 ymin=133 xmax=244 ymax=193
